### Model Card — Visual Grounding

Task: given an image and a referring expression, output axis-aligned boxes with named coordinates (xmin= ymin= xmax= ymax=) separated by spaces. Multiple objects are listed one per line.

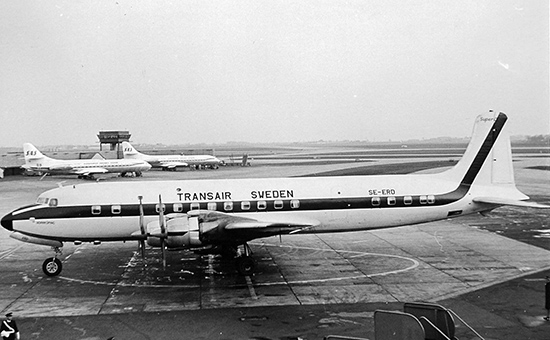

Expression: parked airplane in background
xmin=22 ymin=143 xmax=152 ymax=179
xmin=3 ymin=112 xmax=548 ymax=277
xmin=122 ymin=142 xmax=223 ymax=171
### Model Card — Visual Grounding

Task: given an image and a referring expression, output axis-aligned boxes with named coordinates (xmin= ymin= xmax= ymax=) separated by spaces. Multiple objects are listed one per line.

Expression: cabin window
xmin=49 ymin=198 xmax=58 ymax=207
xmin=290 ymin=200 xmax=300 ymax=209
xmin=420 ymin=196 xmax=427 ymax=204
xmin=371 ymin=197 xmax=380 ymax=207
xmin=155 ymin=204 xmax=166 ymax=213
xmin=404 ymin=196 xmax=413 ymax=205
xmin=241 ymin=201 xmax=250 ymax=210
xmin=173 ymin=203 xmax=183 ymax=213
xmin=190 ymin=202 xmax=200 ymax=210
xmin=387 ymin=197 xmax=396 ymax=206
xmin=427 ymin=195 xmax=435 ymax=204
xmin=92 ymin=205 xmax=101 ymax=215
xmin=257 ymin=200 xmax=267 ymax=210
xmin=224 ymin=201 xmax=233 ymax=211
xmin=111 ymin=205 xmax=121 ymax=214
xmin=207 ymin=202 xmax=217 ymax=211
xmin=274 ymin=200 xmax=284 ymax=209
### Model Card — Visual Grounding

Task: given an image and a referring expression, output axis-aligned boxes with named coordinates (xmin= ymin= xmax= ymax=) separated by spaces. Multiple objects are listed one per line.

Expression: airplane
xmin=22 ymin=143 xmax=152 ymax=179
xmin=2 ymin=112 xmax=548 ymax=277
xmin=121 ymin=141 xmax=223 ymax=171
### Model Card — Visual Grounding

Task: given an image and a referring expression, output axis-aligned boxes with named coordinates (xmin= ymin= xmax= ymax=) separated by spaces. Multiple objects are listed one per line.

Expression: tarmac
xmin=0 ymin=155 xmax=549 ymax=340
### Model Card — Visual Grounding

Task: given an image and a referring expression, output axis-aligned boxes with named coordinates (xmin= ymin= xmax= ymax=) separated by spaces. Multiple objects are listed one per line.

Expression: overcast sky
xmin=0 ymin=1 xmax=548 ymax=147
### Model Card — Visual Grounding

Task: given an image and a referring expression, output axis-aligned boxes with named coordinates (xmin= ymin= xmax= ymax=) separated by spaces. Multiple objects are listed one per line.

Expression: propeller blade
xmin=160 ymin=238 xmax=167 ymax=269
xmin=138 ymin=196 xmax=146 ymax=236
xmin=139 ymin=240 xmax=146 ymax=261
xmin=138 ymin=196 xmax=147 ymax=264
xmin=158 ymin=195 xmax=167 ymax=269
xmin=158 ymin=195 xmax=166 ymax=237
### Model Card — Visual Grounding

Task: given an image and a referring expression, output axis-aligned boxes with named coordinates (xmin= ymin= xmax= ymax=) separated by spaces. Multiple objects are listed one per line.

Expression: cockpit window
xmin=49 ymin=198 xmax=58 ymax=207
xmin=37 ymin=197 xmax=49 ymax=204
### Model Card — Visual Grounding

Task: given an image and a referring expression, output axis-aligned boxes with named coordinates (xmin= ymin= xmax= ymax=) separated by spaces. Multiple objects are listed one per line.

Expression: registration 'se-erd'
xmin=2 ymin=111 xmax=548 ymax=277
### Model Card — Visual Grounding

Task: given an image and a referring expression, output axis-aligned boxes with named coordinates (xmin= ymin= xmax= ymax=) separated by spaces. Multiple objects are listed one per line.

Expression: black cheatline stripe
xmin=436 ymin=112 xmax=507 ymax=203
xmin=6 ymin=113 xmax=507 ymax=223
xmin=460 ymin=113 xmax=507 ymax=186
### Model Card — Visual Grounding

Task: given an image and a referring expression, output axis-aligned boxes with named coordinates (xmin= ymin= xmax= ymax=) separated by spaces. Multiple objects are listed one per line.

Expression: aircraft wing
xmin=142 ymin=210 xmax=320 ymax=245
xmin=73 ymin=168 xmax=109 ymax=176
xmin=190 ymin=210 xmax=319 ymax=239
xmin=473 ymin=197 xmax=550 ymax=209
xmin=160 ymin=161 xmax=188 ymax=169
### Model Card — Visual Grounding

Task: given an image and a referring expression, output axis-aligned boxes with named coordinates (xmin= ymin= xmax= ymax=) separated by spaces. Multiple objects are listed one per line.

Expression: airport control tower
xmin=97 ymin=131 xmax=131 ymax=159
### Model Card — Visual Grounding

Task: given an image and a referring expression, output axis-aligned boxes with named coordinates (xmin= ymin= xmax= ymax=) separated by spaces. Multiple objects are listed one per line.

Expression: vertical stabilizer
xmin=23 ymin=143 xmax=52 ymax=161
xmin=441 ymin=111 xmax=535 ymax=205
xmin=22 ymin=143 xmax=54 ymax=169
xmin=443 ymin=111 xmax=515 ymax=186
xmin=121 ymin=142 xmax=143 ymax=159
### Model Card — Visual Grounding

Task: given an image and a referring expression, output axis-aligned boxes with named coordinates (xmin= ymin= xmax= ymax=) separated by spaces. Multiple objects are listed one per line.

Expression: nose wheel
xmin=42 ymin=257 xmax=63 ymax=276
xmin=42 ymin=246 xmax=63 ymax=276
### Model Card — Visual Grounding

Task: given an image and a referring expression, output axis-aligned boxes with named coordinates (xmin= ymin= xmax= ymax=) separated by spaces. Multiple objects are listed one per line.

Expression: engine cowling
xmin=146 ymin=215 xmax=203 ymax=248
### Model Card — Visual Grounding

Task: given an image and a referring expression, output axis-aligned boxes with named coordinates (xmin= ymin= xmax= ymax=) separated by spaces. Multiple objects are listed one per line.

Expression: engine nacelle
xmin=146 ymin=216 xmax=203 ymax=249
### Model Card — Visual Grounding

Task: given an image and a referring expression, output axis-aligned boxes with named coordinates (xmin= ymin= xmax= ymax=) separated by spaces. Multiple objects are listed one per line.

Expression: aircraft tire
xmin=42 ymin=257 xmax=62 ymax=277
xmin=236 ymin=256 xmax=256 ymax=276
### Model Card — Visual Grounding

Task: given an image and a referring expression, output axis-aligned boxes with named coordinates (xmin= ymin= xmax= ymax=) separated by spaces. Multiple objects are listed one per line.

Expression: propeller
xmin=158 ymin=195 xmax=167 ymax=269
xmin=138 ymin=196 xmax=146 ymax=262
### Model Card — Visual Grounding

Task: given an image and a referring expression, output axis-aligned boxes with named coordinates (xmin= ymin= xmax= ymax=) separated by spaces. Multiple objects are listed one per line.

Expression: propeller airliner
xmin=3 ymin=112 xmax=547 ymax=277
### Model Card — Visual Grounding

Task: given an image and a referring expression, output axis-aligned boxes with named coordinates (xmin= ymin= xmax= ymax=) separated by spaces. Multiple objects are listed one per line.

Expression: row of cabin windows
xmin=371 ymin=195 xmax=436 ymax=207
xmin=91 ymin=196 xmax=437 ymax=215
xmin=91 ymin=199 xmax=302 ymax=215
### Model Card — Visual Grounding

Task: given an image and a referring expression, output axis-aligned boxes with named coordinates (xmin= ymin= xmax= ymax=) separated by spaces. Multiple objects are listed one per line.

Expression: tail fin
xmin=23 ymin=143 xmax=49 ymax=161
xmin=443 ymin=111 xmax=548 ymax=208
xmin=443 ymin=111 xmax=512 ymax=185
xmin=121 ymin=142 xmax=142 ymax=158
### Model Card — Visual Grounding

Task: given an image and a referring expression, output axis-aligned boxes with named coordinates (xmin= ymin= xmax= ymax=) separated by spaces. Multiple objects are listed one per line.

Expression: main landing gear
xmin=42 ymin=246 xmax=63 ymax=276
xmin=235 ymin=243 xmax=256 ymax=276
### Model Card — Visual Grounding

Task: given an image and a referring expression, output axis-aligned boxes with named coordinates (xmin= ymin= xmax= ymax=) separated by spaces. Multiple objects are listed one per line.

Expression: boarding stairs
xmin=325 ymin=302 xmax=484 ymax=340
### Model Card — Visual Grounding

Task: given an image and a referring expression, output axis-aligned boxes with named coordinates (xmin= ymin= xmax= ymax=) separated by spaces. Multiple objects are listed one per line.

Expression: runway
xmin=0 ymin=155 xmax=549 ymax=339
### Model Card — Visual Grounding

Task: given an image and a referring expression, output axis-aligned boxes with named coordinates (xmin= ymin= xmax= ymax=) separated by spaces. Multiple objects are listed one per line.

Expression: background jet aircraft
xmin=3 ymin=112 xmax=548 ymax=277
xmin=22 ymin=143 xmax=152 ymax=179
xmin=122 ymin=142 xmax=223 ymax=170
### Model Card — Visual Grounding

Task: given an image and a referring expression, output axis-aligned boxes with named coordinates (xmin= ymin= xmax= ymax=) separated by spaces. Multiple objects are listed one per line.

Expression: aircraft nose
xmin=1 ymin=212 xmax=14 ymax=231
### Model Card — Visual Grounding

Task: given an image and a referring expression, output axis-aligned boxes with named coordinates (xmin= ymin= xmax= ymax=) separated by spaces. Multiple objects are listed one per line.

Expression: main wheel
xmin=236 ymin=256 xmax=256 ymax=276
xmin=42 ymin=257 xmax=62 ymax=277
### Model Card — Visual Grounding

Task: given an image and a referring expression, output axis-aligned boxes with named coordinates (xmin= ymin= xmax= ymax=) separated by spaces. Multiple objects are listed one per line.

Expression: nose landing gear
xmin=42 ymin=246 xmax=63 ymax=276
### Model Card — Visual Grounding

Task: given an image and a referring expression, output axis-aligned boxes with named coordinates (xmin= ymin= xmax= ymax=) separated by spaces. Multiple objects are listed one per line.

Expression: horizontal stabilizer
xmin=473 ymin=197 xmax=550 ymax=209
